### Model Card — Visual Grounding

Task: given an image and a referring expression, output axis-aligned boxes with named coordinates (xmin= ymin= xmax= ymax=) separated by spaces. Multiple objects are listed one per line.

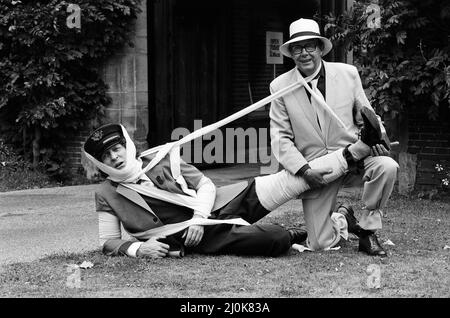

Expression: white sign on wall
xmin=266 ymin=31 xmax=283 ymax=64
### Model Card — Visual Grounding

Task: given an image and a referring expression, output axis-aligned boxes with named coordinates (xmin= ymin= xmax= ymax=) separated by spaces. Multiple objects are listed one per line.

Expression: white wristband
xmin=126 ymin=242 xmax=144 ymax=258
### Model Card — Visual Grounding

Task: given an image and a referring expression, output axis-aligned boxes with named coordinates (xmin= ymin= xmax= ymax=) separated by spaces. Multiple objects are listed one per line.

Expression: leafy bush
xmin=0 ymin=0 xmax=142 ymax=172
xmin=0 ymin=137 xmax=103 ymax=191
xmin=0 ymin=138 xmax=55 ymax=191
xmin=321 ymin=0 xmax=449 ymax=120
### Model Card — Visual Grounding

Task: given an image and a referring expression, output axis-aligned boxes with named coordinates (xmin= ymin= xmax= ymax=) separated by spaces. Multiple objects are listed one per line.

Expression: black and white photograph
xmin=0 ymin=0 xmax=449 ymax=306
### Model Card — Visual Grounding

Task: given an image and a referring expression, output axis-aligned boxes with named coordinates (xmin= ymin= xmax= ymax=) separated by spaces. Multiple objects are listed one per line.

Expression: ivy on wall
xmin=321 ymin=0 xmax=449 ymax=120
xmin=0 ymin=0 xmax=142 ymax=170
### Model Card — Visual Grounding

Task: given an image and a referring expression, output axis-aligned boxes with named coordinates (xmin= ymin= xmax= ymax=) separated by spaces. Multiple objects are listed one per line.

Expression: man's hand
xmin=182 ymin=215 xmax=205 ymax=247
xmin=136 ymin=236 xmax=169 ymax=258
xmin=371 ymin=144 xmax=390 ymax=157
xmin=303 ymin=167 xmax=333 ymax=189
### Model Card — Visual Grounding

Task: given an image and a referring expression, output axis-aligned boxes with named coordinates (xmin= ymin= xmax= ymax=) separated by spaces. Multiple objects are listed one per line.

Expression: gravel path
xmin=0 ymin=184 xmax=99 ymax=269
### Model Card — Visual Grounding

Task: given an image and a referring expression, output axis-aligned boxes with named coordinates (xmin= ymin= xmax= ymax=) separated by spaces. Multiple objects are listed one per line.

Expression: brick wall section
xmin=407 ymin=112 xmax=450 ymax=189
xmin=63 ymin=127 xmax=92 ymax=175
xmin=65 ymin=1 xmax=148 ymax=174
xmin=230 ymin=1 xmax=301 ymax=118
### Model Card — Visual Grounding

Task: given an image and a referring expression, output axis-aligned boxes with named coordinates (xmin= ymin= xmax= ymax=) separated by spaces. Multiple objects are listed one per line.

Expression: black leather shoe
xmin=359 ymin=233 xmax=387 ymax=257
xmin=287 ymin=227 xmax=308 ymax=245
xmin=336 ymin=203 xmax=362 ymax=236
xmin=360 ymin=107 xmax=390 ymax=150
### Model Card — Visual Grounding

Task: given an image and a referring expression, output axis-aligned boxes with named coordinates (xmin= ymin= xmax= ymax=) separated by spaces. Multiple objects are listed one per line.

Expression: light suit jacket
xmin=269 ymin=61 xmax=384 ymax=176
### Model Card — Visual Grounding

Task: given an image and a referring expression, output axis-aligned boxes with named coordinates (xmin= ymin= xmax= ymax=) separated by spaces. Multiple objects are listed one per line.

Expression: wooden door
xmin=173 ymin=1 xmax=230 ymax=131
xmin=148 ymin=0 xmax=230 ymax=149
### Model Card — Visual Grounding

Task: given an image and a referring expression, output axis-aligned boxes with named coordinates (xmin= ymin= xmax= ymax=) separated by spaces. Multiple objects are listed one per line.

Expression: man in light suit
xmin=269 ymin=18 xmax=399 ymax=256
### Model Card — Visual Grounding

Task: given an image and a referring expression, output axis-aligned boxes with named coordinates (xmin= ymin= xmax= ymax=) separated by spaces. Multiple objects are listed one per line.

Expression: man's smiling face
xmin=289 ymin=39 xmax=323 ymax=77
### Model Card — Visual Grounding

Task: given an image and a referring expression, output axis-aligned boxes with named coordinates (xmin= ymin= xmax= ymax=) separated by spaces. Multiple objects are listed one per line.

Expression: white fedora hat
xmin=279 ymin=18 xmax=333 ymax=58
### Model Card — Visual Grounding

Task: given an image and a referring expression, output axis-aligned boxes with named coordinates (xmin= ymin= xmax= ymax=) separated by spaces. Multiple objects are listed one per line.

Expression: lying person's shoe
xmin=359 ymin=107 xmax=387 ymax=148
xmin=287 ymin=226 xmax=308 ymax=245
xmin=358 ymin=232 xmax=387 ymax=257
xmin=336 ymin=203 xmax=362 ymax=236
xmin=360 ymin=107 xmax=399 ymax=151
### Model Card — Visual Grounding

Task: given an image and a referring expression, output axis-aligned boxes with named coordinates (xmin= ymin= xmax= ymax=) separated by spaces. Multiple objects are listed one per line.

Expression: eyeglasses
xmin=290 ymin=43 xmax=318 ymax=55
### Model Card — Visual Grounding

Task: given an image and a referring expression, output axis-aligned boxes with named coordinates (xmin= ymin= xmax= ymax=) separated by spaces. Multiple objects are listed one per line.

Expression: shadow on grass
xmin=1 ymin=195 xmax=449 ymax=298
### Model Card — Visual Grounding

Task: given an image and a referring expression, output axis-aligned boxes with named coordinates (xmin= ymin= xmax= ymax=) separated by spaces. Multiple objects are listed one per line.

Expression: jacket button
xmin=153 ymin=217 xmax=158 ymax=223
xmin=156 ymin=176 xmax=163 ymax=185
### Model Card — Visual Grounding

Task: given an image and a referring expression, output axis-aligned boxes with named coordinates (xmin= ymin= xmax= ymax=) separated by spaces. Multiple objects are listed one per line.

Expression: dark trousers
xmin=184 ymin=179 xmax=291 ymax=257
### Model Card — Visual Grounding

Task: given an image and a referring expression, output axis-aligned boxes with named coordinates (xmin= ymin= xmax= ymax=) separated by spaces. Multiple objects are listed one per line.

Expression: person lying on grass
xmin=83 ymin=111 xmax=394 ymax=259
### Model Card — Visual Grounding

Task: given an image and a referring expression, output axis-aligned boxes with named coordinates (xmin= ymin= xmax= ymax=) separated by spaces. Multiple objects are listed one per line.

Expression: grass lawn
xmin=0 ymin=194 xmax=449 ymax=298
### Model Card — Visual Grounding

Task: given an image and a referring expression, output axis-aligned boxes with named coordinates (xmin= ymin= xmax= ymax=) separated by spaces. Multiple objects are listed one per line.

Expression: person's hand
xmin=371 ymin=144 xmax=390 ymax=157
xmin=303 ymin=167 xmax=333 ymax=189
xmin=136 ymin=236 xmax=169 ymax=258
xmin=182 ymin=217 xmax=204 ymax=247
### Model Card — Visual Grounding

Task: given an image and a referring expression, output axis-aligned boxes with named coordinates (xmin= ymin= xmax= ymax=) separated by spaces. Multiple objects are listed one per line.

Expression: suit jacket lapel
xmin=324 ymin=62 xmax=338 ymax=140
xmin=116 ymin=184 xmax=157 ymax=217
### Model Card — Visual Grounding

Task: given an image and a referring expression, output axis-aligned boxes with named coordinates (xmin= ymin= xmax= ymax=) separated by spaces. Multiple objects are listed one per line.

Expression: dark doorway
xmin=148 ymin=0 xmax=324 ymax=165
xmin=148 ymin=0 xmax=231 ymax=147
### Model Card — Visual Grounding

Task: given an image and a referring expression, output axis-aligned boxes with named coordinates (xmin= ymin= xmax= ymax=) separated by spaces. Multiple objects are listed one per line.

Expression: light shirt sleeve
xmin=98 ymin=211 xmax=142 ymax=257
xmin=192 ymin=176 xmax=216 ymax=218
xmin=98 ymin=211 xmax=122 ymax=246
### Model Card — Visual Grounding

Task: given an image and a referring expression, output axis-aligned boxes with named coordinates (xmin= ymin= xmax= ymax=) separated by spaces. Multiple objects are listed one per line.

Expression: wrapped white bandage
xmin=255 ymin=149 xmax=348 ymax=211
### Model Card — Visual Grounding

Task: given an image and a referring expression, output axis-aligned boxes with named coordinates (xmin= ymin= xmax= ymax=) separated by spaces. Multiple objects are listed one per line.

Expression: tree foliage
xmin=0 ymin=0 xmax=141 ymax=169
xmin=321 ymin=0 xmax=449 ymax=120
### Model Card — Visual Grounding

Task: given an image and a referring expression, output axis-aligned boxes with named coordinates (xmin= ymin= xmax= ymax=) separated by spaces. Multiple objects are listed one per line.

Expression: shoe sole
xmin=358 ymin=246 xmax=388 ymax=257
xmin=361 ymin=107 xmax=382 ymax=139
xmin=360 ymin=107 xmax=391 ymax=149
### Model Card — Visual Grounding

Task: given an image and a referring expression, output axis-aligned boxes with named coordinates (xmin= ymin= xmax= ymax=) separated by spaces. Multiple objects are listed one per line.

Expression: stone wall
xmin=65 ymin=1 xmax=148 ymax=175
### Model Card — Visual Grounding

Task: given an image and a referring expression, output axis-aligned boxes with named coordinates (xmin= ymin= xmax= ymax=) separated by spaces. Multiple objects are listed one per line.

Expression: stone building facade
xmin=64 ymin=0 xmax=449 ymax=193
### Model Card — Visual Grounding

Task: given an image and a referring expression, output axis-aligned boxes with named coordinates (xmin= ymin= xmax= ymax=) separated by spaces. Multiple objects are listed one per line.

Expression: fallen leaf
xmin=383 ymin=239 xmax=395 ymax=246
xmin=1 ymin=162 xmax=5 ymax=166
xmin=79 ymin=261 xmax=94 ymax=269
